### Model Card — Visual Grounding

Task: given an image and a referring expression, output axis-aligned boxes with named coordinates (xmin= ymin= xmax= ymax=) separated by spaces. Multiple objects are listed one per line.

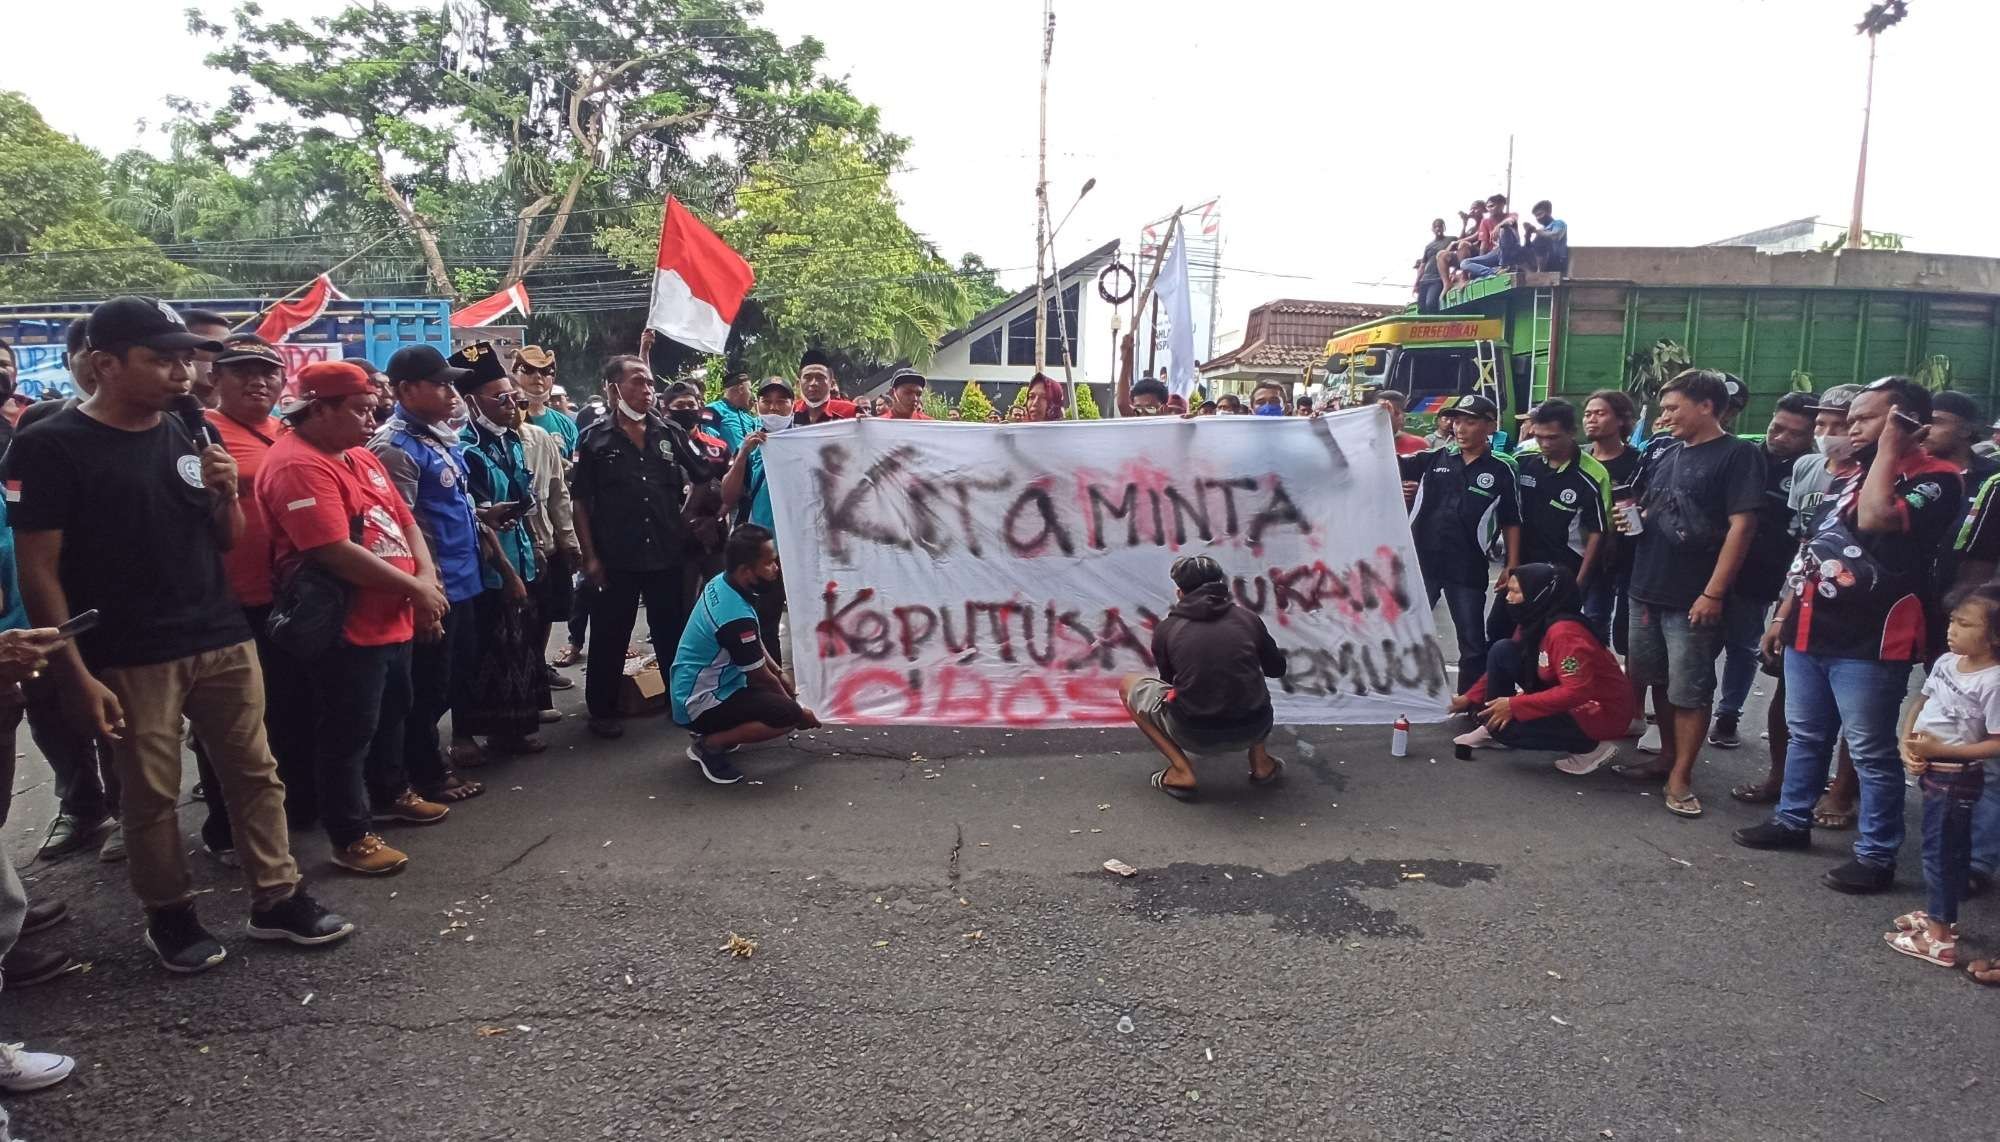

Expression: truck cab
xmin=1322 ymin=315 xmax=1513 ymax=426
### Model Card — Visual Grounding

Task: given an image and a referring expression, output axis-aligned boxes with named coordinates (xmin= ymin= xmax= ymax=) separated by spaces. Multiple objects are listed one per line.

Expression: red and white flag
xmin=647 ymin=196 xmax=753 ymax=355
xmin=452 ymin=281 xmax=532 ymax=328
xmin=254 ymin=273 xmax=347 ymax=343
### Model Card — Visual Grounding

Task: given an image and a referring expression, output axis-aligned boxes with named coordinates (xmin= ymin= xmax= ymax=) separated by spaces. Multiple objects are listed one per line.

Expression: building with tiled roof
xmin=1199 ymin=298 xmax=1401 ymax=394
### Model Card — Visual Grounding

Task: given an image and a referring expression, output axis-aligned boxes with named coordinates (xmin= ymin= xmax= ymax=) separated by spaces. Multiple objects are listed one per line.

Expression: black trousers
xmin=586 ymin=567 xmax=689 ymax=719
xmin=405 ymin=602 xmax=475 ymax=792
xmin=306 ymin=641 xmax=414 ymax=848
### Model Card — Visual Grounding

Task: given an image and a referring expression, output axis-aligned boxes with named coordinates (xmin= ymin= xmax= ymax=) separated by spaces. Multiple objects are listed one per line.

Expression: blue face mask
xmin=1253 ymin=403 xmax=1285 ymax=416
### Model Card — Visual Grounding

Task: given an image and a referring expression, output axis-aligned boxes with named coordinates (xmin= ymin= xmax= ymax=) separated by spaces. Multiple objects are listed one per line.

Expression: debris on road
xmin=1103 ymin=859 xmax=1138 ymax=878
xmin=476 ymin=1026 xmax=510 ymax=1037
xmin=1550 ymin=1015 xmax=1572 ymax=1027
xmin=1400 ymin=871 xmax=1426 ymax=881
xmin=1115 ymin=1015 xmax=1134 ymax=1034
xmin=719 ymin=932 xmax=758 ymax=958
xmin=301 ymin=992 xmax=315 ymax=1006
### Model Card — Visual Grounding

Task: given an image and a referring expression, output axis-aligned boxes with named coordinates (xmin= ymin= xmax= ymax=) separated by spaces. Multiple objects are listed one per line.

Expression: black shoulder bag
xmin=264 ymin=516 xmax=362 ymax=660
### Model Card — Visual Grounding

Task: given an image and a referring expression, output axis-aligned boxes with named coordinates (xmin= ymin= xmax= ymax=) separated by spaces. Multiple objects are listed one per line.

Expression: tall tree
xmin=187 ymin=0 xmax=893 ymax=302
xmin=601 ymin=127 xmax=995 ymax=375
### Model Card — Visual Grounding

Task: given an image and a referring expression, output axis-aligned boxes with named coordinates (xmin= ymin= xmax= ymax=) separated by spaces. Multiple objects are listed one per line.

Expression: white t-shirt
xmin=1915 ymin=653 xmax=2000 ymax=747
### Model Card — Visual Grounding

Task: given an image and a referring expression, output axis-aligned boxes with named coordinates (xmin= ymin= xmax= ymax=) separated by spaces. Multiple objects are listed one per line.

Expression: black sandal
xmin=1249 ymin=758 xmax=1286 ymax=786
xmin=1150 ymin=769 xmax=1196 ymax=802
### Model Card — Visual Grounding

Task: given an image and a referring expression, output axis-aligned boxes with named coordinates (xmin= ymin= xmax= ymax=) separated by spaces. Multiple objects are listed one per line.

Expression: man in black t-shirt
xmin=1710 ymin=393 xmax=1815 ymax=750
xmin=1399 ymin=393 xmax=1520 ymax=693
xmin=1738 ymin=378 xmax=1966 ymax=894
xmin=1618 ymin=370 xmax=1765 ymax=818
xmin=5 ymin=296 xmax=355 ymax=974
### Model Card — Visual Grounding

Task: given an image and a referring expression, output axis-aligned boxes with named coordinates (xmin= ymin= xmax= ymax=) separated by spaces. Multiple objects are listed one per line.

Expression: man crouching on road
xmin=1121 ymin=555 xmax=1288 ymax=801
xmin=671 ymin=525 xmax=820 ymax=785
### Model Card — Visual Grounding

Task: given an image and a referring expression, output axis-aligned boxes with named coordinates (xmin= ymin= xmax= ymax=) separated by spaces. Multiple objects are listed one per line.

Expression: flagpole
xmin=1033 ymin=1 xmax=1054 ymax=373
xmin=231 ymin=228 xmax=400 ymax=333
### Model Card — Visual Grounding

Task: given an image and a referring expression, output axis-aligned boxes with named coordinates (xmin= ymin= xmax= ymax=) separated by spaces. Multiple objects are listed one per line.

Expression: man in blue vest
xmin=371 ymin=345 xmax=487 ymax=803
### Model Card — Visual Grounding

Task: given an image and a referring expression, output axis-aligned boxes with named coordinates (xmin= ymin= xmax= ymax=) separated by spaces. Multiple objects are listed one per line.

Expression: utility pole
xmin=1504 ymin=134 xmax=1514 ymax=207
xmin=1850 ymin=2 xmax=1909 ymax=247
xmin=1033 ymin=2 xmax=1054 ymax=371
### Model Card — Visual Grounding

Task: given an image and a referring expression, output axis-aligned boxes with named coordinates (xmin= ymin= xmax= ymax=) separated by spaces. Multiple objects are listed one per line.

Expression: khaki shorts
xmin=1124 ymin=677 xmax=1270 ymax=757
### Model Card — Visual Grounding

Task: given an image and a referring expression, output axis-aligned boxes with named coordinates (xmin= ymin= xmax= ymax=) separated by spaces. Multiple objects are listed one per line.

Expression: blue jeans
xmin=1970 ymin=762 xmax=2000 ymax=877
xmin=1582 ymin=568 xmax=1630 ymax=654
xmin=1922 ymin=769 xmax=1983 ymax=924
xmin=1481 ymin=639 xmax=1596 ymax=753
xmin=307 ymin=641 xmax=414 ymax=848
xmin=1462 ymin=250 xmax=1505 ymax=279
xmin=1773 ymin=650 xmax=1910 ymax=868
xmin=1716 ymin=596 xmax=1769 ymax=718
xmin=1429 ymin=582 xmax=1491 ymax=695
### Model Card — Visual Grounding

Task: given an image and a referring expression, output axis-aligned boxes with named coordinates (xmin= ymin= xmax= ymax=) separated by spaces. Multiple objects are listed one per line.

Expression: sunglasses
xmin=515 ymin=364 xmax=554 ymax=377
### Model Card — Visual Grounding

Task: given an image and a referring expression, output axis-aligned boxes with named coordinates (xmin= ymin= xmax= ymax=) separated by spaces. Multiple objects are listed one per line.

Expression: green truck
xmin=1322 ymin=245 xmax=2000 ymax=427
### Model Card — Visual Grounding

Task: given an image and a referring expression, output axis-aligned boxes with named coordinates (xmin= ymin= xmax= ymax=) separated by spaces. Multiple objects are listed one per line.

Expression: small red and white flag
xmin=452 ymin=281 xmax=532 ymax=328
xmin=254 ymin=273 xmax=348 ymax=344
xmin=647 ymin=196 xmax=753 ymax=355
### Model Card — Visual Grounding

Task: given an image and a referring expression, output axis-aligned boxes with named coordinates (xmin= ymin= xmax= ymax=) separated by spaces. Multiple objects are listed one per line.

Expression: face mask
xmin=760 ymin=412 xmax=792 ymax=434
xmin=667 ymin=408 xmax=700 ymax=431
xmin=471 ymin=407 xmax=510 ymax=437
xmin=616 ymin=395 xmax=649 ymax=422
xmin=1253 ymin=404 xmax=1285 ymax=417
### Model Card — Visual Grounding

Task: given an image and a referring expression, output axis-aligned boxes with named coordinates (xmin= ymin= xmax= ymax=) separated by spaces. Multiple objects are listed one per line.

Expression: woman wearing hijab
xmin=1023 ymin=374 xmax=1066 ymax=421
xmin=1450 ymin=563 xmax=1634 ymax=774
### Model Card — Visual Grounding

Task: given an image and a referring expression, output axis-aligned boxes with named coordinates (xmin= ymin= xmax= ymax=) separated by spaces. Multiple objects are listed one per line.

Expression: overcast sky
xmin=11 ymin=0 xmax=1991 ymax=347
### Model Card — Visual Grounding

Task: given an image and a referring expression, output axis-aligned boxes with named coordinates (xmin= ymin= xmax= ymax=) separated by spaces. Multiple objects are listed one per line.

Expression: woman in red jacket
xmin=1449 ymin=563 xmax=1635 ymax=775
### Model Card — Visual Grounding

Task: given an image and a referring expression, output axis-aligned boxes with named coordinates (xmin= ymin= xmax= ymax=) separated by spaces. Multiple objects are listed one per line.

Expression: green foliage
xmin=1623 ymin=339 xmax=1692 ymax=403
xmin=1789 ymin=369 xmax=1813 ymax=393
xmin=921 ymin=389 xmax=951 ymax=421
xmin=1913 ymin=354 xmax=1952 ymax=393
xmin=1009 ymin=384 xmax=1032 ymax=410
xmin=956 ymin=380 xmax=996 ymax=423
xmin=0 ymin=92 xmax=195 ymax=301
xmin=1074 ymin=383 xmax=1103 ymax=420
xmin=703 ymin=357 xmax=727 ymax=403
xmin=600 ymin=127 xmax=995 ymax=376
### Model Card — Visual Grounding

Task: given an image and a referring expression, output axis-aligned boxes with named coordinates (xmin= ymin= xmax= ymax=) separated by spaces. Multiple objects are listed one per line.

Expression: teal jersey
xmin=671 ymin=572 xmax=764 ymax=725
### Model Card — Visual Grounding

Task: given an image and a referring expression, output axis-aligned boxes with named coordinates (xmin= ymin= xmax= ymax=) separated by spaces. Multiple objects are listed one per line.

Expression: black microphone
xmin=173 ymin=394 xmax=222 ymax=449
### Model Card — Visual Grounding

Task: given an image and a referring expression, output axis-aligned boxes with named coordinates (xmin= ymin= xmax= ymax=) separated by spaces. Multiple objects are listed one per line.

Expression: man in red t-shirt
xmin=792 ymin=349 xmax=856 ymax=426
xmin=260 ymin=361 xmax=451 ymax=876
xmin=1366 ymin=388 xmax=1430 ymax=455
xmin=882 ymin=369 xmax=932 ymax=420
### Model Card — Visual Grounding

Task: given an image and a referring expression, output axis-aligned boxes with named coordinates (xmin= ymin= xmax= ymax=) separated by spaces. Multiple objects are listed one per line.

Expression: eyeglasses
xmin=481 ymin=392 xmax=527 ymax=407
xmin=515 ymin=364 xmax=554 ymax=377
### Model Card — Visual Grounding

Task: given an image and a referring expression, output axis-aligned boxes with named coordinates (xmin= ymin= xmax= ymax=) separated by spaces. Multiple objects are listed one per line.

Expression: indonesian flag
xmin=254 ymin=273 xmax=347 ymax=343
xmin=647 ymin=196 xmax=753 ymax=355
xmin=452 ymin=281 xmax=532 ymax=328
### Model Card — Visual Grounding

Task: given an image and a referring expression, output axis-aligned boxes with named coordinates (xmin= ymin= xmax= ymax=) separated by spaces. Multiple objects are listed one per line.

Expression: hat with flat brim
xmin=889 ymin=369 xmax=926 ymax=390
xmin=85 ymin=296 xmax=226 ymax=354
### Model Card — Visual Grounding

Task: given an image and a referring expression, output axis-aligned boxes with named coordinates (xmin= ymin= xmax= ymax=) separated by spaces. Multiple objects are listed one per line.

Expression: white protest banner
xmin=762 ymin=410 xmax=1451 ymax=728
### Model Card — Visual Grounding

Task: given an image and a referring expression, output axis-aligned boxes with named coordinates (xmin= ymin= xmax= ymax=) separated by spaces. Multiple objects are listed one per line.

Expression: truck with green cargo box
xmin=1320 ymin=245 xmax=2000 ymax=428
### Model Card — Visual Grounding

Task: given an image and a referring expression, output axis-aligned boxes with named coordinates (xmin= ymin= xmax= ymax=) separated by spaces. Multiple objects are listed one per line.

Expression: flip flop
xmin=1965 ymin=958 xmax=2000 ymax=986
xmin=1729 ymin=782 xmax=1781 ymax=805
xmin=1248 ymin=758 xmax=1286 ymax=786
xmin=1150 ymin=769 xmax=1196 ymax=802
xmin=1812 ymin=803 xmax=1857 ymax=830
xmin=1665 ymin=791 xmax=1704 ymax=818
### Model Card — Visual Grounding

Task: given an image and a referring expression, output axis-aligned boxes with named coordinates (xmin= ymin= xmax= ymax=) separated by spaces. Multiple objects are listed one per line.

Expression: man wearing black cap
xmin=5 ymin=296 xmax=355 ymax=971
xmin=372 ymin=344 xmax=488 ymax=801
xmin=1925 ymin=390 xmax=2000 ymax=494
xmin=1398 ymin=393 xmax=1521 ymax=693
xmin=883 ymin=370 xmax=932 ymax=420
xmin=573 ymin=353 xmax=723 ymax=738
xmin=450 ymin=342 xmax=550 ymax=753
xmin=1739 ymin=377 xmax=1965 ymax=893
xmin=793 ymin=350 xmax=856 ymax=426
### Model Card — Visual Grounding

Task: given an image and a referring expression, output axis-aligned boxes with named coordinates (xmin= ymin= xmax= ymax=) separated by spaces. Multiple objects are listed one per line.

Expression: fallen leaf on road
xmin=476 ymin=1026 xmax=510 ymax=1037
xmin=872 ymin=939 xmax=890 ymax=948
xmin=962 ymin=931 xmax=984 ymax=941
xmin=719 ymin=932 xmax=758 ymax=958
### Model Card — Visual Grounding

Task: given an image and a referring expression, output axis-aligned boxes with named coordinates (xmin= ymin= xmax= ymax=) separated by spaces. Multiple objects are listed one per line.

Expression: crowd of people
xmin=1413 ymin=193 xmax=1570 ymax=312
xmin=0 ymin=292 xmax=1997 ymax=1115
xmin=1397 ymin=368 xmax=2000 ymax=987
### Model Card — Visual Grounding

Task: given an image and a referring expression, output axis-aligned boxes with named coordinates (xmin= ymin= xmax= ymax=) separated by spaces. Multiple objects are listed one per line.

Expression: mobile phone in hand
xmin=53 ymin=609 xmax=100 ymax=642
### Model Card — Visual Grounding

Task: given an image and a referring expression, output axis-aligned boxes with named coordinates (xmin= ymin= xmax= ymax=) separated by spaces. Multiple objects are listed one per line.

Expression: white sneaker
xmin=1452 ymin=725 xmax=1508 ymax=750
xmin=1637 ymin=725 xmax=1663 ymax=754
xmin=0 ymin=1042 xmax=74 ymax=1092
xmin=1556 ymin=741 xmax=1619 ymax=776
xmin=97 ymin=824 xmax=126 ymax=863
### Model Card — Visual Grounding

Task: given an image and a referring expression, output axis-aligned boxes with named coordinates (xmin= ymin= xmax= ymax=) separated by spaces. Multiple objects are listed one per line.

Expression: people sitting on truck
xmin=1416 ymin=219 xmax=1454 ymax=313
xmin=1457 ymin=199 xmax=1488 ymax=244
xmin=1523 ymin=201 xmax=1570 ymax=274
xmin=1462 ymin=213 xmax=1523 ymax=281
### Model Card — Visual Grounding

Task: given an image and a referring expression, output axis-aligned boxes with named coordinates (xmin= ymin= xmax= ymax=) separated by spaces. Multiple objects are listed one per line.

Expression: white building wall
xmin=924 ymin=273 xmax=1116 ymax=389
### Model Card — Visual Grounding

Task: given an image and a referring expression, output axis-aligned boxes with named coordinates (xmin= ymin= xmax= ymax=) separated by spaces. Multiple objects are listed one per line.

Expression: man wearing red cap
xmin=260 ymin=360 xmax=452 ymax=877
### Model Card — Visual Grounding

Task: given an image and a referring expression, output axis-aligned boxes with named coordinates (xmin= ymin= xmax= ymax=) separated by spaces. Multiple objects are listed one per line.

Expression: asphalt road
xmin=2 ymin=672 xmax=1997 ymax=1141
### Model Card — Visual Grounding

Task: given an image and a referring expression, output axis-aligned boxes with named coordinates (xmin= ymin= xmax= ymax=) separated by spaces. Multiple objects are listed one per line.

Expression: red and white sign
xmin=254 ymin=274 xmax=347 ymax=344
xmin=452 ymin=282 xmax=532 ymax=328
xmin=646 ymin=196 xmax=754 ymax=356
xmin=762 ymin=412 xmax=1448 ymax=728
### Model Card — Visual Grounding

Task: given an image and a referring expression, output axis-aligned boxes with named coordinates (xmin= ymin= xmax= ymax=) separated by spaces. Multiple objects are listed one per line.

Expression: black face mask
xmin=667 ymin=408 xmax=701 ymax=431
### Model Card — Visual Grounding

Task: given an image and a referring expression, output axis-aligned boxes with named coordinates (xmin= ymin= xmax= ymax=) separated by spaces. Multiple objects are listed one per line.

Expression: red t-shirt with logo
xmin=258 ymin=433 xmax=421 ymax=646
xmin=206 ymin=410 xmax=284 ymax=607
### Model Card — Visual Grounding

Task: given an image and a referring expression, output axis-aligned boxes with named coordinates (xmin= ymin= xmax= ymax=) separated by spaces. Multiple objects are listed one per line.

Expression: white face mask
xmin=471 ymin=407 xmax=510 ymax=437
xmin=760 ymin=412 xmax=792 ymax=434
xmin=616 ymin=395 xmax=649 ymax=422
xmin=802 ymin=392 xmax=829 ymax=409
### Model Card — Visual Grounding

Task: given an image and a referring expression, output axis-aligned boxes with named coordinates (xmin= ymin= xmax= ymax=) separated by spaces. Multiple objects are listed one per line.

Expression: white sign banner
xmin=762 ymin=410 xmax=1450 ymax=728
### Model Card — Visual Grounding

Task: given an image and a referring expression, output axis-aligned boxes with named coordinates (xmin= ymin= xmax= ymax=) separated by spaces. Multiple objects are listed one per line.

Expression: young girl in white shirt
xmin=1893 ymin=587 xmax=2000 ymax=970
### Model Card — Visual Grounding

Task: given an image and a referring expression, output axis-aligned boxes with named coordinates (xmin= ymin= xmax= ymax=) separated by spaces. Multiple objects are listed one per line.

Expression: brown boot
xmin=378 ymin=790 xmax=449 ymax=825
xmin=332 ymin=834 xmax=408 ymax=876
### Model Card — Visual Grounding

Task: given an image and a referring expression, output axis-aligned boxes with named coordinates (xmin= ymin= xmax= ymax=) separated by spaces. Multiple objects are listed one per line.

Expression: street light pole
xmin=1034 ymin=2 xmax=1054 ymax=372
xmin=1848 ymin=1 xmax=1909 ymax=248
